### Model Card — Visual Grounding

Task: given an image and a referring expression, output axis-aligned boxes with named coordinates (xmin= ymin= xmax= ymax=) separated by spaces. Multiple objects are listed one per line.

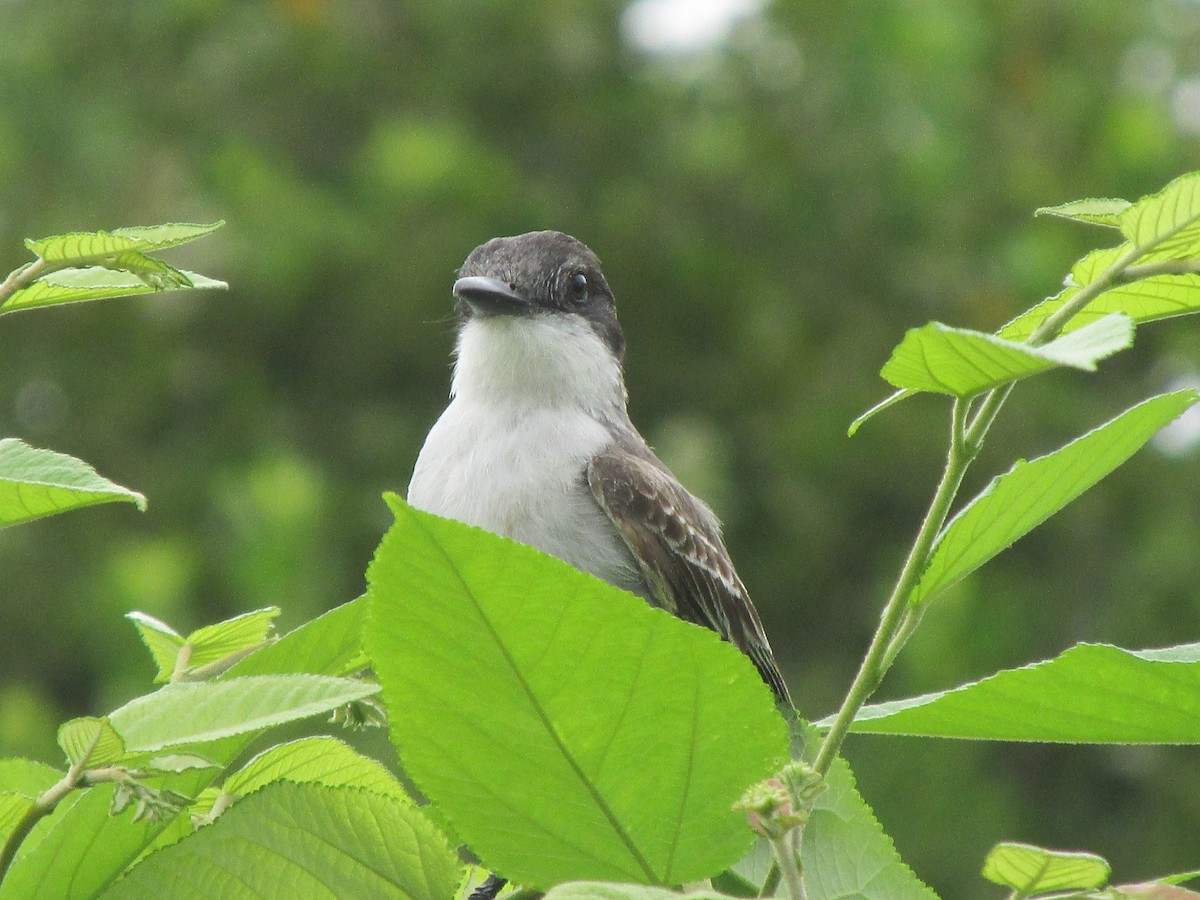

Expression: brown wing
xmin=587 ymin=447 xmax=791 ymax=705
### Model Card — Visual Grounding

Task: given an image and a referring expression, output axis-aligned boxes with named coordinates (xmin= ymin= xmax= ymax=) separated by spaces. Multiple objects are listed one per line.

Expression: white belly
xmin=408 ymin=399 xmax=645 ymax=596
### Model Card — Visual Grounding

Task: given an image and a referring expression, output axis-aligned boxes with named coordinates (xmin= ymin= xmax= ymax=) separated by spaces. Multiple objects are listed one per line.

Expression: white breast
xmin=407 ymin=314 xmax=646 ymax=596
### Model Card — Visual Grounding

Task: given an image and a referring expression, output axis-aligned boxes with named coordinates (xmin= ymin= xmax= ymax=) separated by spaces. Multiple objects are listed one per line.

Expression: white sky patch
xmin=1153 ymin=375 xmax=1200 ymax=457
xmin=621 ymin=0 xmax=767 ymax=54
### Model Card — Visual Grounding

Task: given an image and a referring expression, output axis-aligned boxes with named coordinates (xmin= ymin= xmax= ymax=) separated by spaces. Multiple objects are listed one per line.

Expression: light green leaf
xmin=365 ymin=495 xmax=787 ymax=890
xmin=1 ymin=267 xmax=227 ymax=314
xmin=0 ymin=759 xmax=61 ymax=798
xmin=543 ymin=885 xmax=734 ymax=899
xmin=911 ymin=390 xmax=1199 ymax=606
xmin=225 ymin=596 xmax=366 ymax=679
xmin=799 ymin=725 xmax=938 ymax=900
xmin=125 ymin=613 xmax=185 ymax=684
xmin=982 ymin=842 xmax=1109 ymax=892
xmin=835 ymin=642 xmax=1200 ymax=743
xmin=848 ymin=388 xmax=913 ymax=436
xmin=0 ymin=785 xmax=165 ymax=900
xmin=999 ymin=271 xmax=1200 ymax=342
xmin=880 ymin=313 xmax=1133 ymax=397
xmin=24 ymin=222 xmax=224 ymax=262
xmin=223 ymin=736 xmax=409 ymax=800
xmin=108 ymin=675 xmax=379 ymax=752
xmin=0 ymin=439 xmax=145 ymax=528
xmin=57 ymin=717 xmax=125 ymax=768
xmin=101 ymin=782 xmax=461 ymax=900
xmin=181 ymin=607 xmax=280 ymax=673
xmin=0 ymin=793 xmax=34 ymax=849
xmin=143 ymin=755 xmax=219 ymax=773
xmin=1035 ymin=197 xmax=1130 ymax=227
xmin=1118 ymin=170 xmax=1200 ymax=258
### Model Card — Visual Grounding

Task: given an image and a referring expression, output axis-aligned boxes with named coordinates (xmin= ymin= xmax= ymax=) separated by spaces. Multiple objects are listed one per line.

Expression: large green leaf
xmin=1 ymin=267 xmax=227 ymax=314
xmin=0 ymin=760 xmax=61 ymax=798
xmin=800 ymin=727 xmax=939 ymax=900
xmin=981 ymin=842 xmax=1110 ymax=893
xmin=910 ymin=390 xmax=1199 ymax=606
xmin=880 ymin=313 xmax=1133 ymax=397
xmin=0 ymin=439 xmax=145 ymax=528
xmin=225 ymin=597 xmax=366 ymax=679
xmin=107 ymin=675 xmax=379 ymax=751
xmin=0 ymin=786 xmax=164 ymax=900
xmin=365 ymin=495 xmax=787 ymax=890
xmin=24 ymin=222 xmax=224 ymax=262
xmin=836 ymin=642 xmax=1200 ymax=742
xmin=543 ymin=886 xmax=733 ymax=899
xmin=101 ymin=782 xmax=461 ymax=900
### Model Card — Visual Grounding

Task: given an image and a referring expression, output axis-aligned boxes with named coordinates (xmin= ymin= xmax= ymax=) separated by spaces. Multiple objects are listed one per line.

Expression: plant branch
xmin=0 ymin=257 xmax=47 ymax=308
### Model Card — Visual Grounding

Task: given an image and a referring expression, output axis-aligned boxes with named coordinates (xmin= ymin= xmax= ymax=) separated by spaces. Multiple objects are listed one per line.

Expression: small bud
xmin=735 ymin=762 xmax=827 ymax=839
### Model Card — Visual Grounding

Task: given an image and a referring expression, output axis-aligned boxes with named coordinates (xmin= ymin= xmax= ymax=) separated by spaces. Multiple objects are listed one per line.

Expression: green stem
xmin=814 ymin=398 xmax=975 ymax=775
xmin=770 ymin=829 xmax=806 ymax=900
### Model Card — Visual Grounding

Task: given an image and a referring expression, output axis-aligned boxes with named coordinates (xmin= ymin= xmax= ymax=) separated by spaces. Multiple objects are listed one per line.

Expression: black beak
xmin=453 ymin=276 xmax=531 ymax=317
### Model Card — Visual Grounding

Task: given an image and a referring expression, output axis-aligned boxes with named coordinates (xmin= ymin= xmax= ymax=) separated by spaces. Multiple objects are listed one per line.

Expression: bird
xmin=407 ymin=230 xmax=791 ymax=706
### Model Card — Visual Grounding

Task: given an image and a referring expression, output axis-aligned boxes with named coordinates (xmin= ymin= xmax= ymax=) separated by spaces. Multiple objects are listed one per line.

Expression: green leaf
xmin=365 ymin=495 xmax=787 ymax=890
xmin=848 ymin=388 xmax=913 ymax=436
xmin=125 ymin=613 xmax=185 ymax=684
xmin=101 ymin=782 xmax=461 ymax=900
xmin=836 ymin=642 xmax=1200 ymax=743
xmin=225 ymin=596 xmax=366 ymax=679
xmin=142 ymin=755 xmax=218 ymax=774
xmin=543 ymin=885 xmax=734 ymax=899
xmin=0 ymin=785 xmax=165 ymax=900
xmin=24 ymin=222 xmax=224 ymax=262
xmin=183 ymin=607 xmax=279 ymax=665
xmin=880 ymin=313 xmax=1133 ymax=397
xmin=1 ymin=267 xmax=227 ymax=314
xmin=0 ymin=793 xmax=34 ymax=849
xmin=0 ymin=759 xmax=61 ymax=798
xmin=799 ymin=726 xmax=938 ymax=900
xmin=1118 ymin=170 xmax=1200 ymax=258
xmin=57 ymin=717 xmax=125 ymax=768
xmin=1035 ymin=197 xmax=1130 ymax=227
xmin=911 ymin=390 xmax=1199 ymax=606
xmin=222 ymin=736 xmax=410 ymax=800
xmin=981 ymin=842 xmax=1110 ymax=892
xmin=0 ymin=439 xmax=145 ymax=528
xmin=107 ymin=675 xmax=379 ymax=752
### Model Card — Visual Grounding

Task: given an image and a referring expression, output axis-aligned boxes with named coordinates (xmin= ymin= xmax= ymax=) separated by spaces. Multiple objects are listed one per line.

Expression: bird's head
xmin=448 ymin=232 xmax=629 ymax=414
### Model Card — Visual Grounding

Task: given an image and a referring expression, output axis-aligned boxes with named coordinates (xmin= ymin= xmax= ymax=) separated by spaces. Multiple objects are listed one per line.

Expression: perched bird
xmin=408 ymin=231 xmax=791 ymax=705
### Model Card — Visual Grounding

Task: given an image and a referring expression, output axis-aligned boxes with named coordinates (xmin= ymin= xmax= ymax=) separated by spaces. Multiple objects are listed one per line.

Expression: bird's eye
xmin=568 ymin=272 xmax=589 ymax=303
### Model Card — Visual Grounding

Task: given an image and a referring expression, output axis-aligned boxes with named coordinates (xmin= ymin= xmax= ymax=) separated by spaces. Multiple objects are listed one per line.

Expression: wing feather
xmin=587 ymin=447 xmax=791 ymax=705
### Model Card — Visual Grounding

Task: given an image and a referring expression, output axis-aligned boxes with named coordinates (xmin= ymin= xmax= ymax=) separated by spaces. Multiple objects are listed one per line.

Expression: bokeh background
xmin=1 ymin=0 xmax=1199 ymax=893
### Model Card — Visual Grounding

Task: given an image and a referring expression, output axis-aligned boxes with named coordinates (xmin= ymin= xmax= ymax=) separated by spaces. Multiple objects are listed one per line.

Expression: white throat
xmin=450 ymin=314 xmax=627 ymax=418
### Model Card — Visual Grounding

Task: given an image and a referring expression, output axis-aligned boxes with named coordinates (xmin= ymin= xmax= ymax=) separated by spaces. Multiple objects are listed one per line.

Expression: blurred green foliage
xmin=0 ymin=0 xmax=1198 ymax=893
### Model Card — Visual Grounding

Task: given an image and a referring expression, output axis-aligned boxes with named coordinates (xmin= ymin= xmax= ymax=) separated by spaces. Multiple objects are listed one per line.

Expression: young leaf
xmin=225 ymin=596 xmax=366 ymax=679
xmin=101 ymin=782 xmax=461 ymax=900
xmin=107 ymin=675 xmax=379 ymax=751
xmin=848 ymin=388 xmax=913 ymax=436
xmin=178 ymin=607 xmax=280 ymax=675
xmin=981 ymin=842 xmax=1110 ymax=892
xmin=222 ymin=736 xmax=410 ymax=801
xmin=911 ymin=389 xmax=1199 ymax=606
xmin=0 ymin=439 xmax=145 ymax=528
xmin=1118 ymin=170 xmax=1200 ymax=259
xmin=365 ymin=495 xmax=787 ymax=890
xmin=835 ymin=642 xmax=1200 ymax=743
xmin=24 ymin=222 xmax=224 ymax=262
xmin=0 ymin=267 xmax=227 ymax=315
xmin=1035 ymin=197 xmax=1130 ymax=227
xmin=57 ymin=717 xmax=125 ymax=768
xmin=798 ymin=726 xmax=938 ymax=900
xmin=880 ymin=313 xmax=1133 ymax=397
xmin=125 ymin=613 xmax=185 ymax=684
